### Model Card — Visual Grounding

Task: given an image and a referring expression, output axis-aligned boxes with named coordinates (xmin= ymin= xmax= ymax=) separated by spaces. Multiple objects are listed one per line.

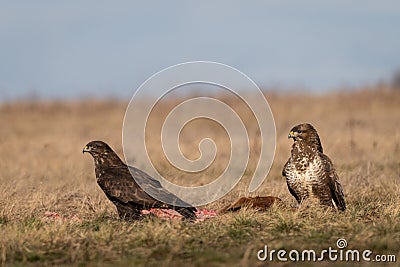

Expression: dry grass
xmin=0 ymin=88 xmax=399 ymax=266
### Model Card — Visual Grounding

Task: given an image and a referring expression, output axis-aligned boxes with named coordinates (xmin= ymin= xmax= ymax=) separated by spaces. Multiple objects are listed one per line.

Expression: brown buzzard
xmin=282 ymin=123 xmax=346 ymax=211
xmin=83 ymin=140 xmax=197 ymax=220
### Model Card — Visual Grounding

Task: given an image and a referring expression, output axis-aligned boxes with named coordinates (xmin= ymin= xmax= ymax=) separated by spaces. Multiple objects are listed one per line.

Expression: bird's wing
xmin=127 ymin=165 xmax=195 ymax=208
xmin=320 ymin=154 xmax=346 ymax=211
xmin=98 ymin=165 xmax=158 ymax=206
xmin=101 ymin=165 xmax=194 ymax=209
xmin=127 ymin=165 xmax=162 ymax=188
xmin=282 ymin=158 xmax=290 ymax=177
xmin=282 ymin=158 xmax=301 ymax=203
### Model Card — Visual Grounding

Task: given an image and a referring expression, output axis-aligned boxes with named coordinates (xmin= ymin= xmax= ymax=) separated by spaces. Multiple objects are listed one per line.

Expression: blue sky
xmin=1 ymin=1 xmax=399 ymax=100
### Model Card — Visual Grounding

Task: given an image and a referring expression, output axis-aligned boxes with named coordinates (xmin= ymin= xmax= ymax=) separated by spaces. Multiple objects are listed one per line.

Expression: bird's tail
xmin=175 ymin=206 xmax=197 ymax=221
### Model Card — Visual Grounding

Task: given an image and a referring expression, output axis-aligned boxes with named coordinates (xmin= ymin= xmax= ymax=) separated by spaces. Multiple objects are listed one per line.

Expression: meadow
xmin=0 ymin=88 xmax=399 ymax=266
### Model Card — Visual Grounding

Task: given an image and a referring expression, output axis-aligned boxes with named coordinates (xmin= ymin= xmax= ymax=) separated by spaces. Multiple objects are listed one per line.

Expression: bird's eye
xmin=297 ymin=130 xmax=302 ymax=133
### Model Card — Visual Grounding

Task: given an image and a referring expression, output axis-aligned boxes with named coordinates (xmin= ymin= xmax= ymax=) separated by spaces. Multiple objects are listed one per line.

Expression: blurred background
xmin=1 ymin=3 xmax=400 ymax=265
xmin=1 ymin=1 xmax=400 ymax=101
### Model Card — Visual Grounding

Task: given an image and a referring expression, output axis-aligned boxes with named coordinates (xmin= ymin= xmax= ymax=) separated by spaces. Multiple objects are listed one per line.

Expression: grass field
xmin=0 ymin=88 xmax=399 ymax=266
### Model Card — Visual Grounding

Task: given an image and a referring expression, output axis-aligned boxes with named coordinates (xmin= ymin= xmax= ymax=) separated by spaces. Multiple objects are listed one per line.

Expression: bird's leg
xmin=115 ymin=202 xmax=142 ymax=221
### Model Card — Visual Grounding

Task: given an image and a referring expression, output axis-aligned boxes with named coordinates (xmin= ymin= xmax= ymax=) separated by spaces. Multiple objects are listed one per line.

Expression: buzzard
xmin=83 ymin=140 xmax=197 ymax=220
xmin=282 ymin=123 xmax=346 ymax=211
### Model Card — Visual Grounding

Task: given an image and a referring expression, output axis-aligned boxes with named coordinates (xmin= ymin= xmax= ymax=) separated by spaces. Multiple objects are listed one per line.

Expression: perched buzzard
xmin=83 ymin=140 xmax=197 ymax=220
xmin=282 ymin=123 xmax=346 ymax=211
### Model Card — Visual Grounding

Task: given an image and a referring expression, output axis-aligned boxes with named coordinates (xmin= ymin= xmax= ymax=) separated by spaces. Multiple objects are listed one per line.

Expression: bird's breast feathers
xmin=287 ymin=157 xmax=321 ymax=181
xmin=285 ymin=155 xmax=327 ymax=197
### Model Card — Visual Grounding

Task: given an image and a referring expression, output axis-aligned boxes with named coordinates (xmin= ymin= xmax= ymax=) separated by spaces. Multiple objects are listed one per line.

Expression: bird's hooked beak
xmin=288 ymin=131 xmax=296 ymax=139
xmin=82 ymin=145 xmax=91 ymax=154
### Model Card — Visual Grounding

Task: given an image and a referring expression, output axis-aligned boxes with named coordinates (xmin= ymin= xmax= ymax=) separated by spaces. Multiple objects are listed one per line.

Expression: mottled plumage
xmin=83 ymin=141 xmax=197 ymax=220
xmin=282 ymin=123 xmax=346 ymax=211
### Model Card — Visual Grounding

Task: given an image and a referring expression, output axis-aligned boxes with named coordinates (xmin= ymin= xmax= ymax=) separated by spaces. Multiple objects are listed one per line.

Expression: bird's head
xmin=83 ymin=140 xmax=124 ymax=167
xmin=288 ymin=123 xmax=323 ymax=152
xmin=83 ymin=140 xmax=113 ymax=157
